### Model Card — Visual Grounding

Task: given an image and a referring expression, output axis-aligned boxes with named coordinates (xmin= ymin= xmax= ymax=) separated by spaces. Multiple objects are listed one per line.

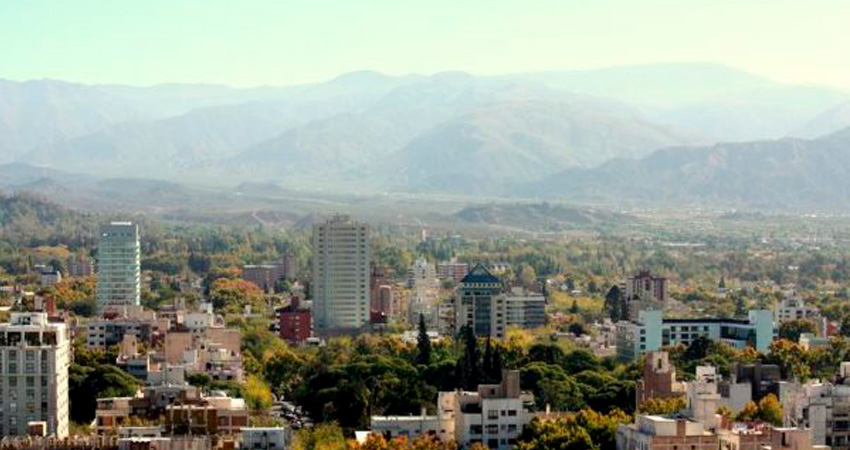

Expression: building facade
xmin=312 ymin=215 xmax=371 ymax=334
xmin=616 ymin=310 xmax=774 ymax=361
xmin=453 ymin=264 xmax=504 ymax=337
xmin=96 ymin=222 xmax=141 ymax=311
xmin=0 ymin=312 xmax=70 ymax=438
xmin=276 ymin=298 xmax=312 ymax=344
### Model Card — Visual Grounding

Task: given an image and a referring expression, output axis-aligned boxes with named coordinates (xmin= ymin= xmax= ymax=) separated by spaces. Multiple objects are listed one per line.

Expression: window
xmin=507 ymin=410 xmax=517 ymax=417
xmin=488 ymin=410 xmax=499 ymax=419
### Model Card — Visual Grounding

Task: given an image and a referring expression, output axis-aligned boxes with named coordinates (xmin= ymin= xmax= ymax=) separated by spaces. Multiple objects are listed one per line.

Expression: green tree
xmin=604 ymin=286 xmax=622 ymax=322
xmin=416 ymin=314 xmax=432 ymax=366
xmin=778 ymin=318 xmax=817 ymax=342
xmin=638 ymin=396 xmax=686 ymax=415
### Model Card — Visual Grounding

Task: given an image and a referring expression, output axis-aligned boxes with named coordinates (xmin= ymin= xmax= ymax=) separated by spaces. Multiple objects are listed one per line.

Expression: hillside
xmin=454 ymin=202 xmax=631 ymax=231
xmin=528 ymin=127 xmax=850 ymax=210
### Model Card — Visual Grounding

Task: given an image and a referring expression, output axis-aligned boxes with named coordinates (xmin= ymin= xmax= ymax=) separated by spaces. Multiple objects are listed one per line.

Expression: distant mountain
xmin=793 ymin=101 xmax=850 ymax=139
xmin=224 ymin=76 xmax=699 ymax=193
xmin=528 ymin=127 xmax=850 ymax=210
xmin=4 ymin=64 xmax=850 ymax=199
xmin=516 ymin=63 xmax=849 ymax=141
xmin=383 ymin=99 xmax=697 ymax=195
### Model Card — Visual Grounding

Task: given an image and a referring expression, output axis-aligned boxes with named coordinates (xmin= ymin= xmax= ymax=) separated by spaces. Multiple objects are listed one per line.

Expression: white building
xmin=503 ymin=288 xmax=546 ymax=331
xmin=371 ymin=371 xmax=534 ymax=450
xmin=240 ymin=427 xmax=289 ymax=450
xmin=775 ymin=297 xmax=819 ymax=323
xmin=312 ymin=215 xmax=371 ymax=334
xmin=96 ymin=222 xmax=141 ymax=311
xmin=785 ymin=362 xmax=850 ymax=449
xmin=0 ymin=312 xmax=70 ymax=437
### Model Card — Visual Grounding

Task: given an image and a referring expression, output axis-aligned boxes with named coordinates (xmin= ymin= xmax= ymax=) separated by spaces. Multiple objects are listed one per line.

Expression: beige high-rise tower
xmin=312 ymin=215 xmax=370 ymax=334
xmin=0 ymin=313 xmax=70 ymax=437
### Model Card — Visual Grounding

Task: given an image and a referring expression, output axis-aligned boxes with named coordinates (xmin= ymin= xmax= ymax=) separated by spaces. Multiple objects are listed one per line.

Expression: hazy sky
xmin=3 ymin=0 xmax=849 ymax=88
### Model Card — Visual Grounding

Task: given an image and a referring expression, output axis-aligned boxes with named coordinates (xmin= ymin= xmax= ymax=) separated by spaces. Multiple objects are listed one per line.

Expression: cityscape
xmin=3 ymin=1 xmax=850 ymax=449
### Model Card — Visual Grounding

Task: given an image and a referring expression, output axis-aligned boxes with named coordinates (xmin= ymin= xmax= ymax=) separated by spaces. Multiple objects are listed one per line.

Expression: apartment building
xmin=96 ymin=222 xmax=141 ymax=311
xmin=312 ymin=215 xmax=371 ymax=334
xmin=276 ymin=298 xmax=312 ymax=344
xmin=624 ymin=270 xmax=668 ymax=321
xmin=453 ymin=264 xmax=504 ymax=337
xmin=0 ymin=312 xmax=70 ymax=438
xmin=371 ymin=371 xmax=535 ymax=450
xmin=437 ymin=261 xmax=469 ymax=284
xmin=616 ymin=309 xmax=774 ymax=361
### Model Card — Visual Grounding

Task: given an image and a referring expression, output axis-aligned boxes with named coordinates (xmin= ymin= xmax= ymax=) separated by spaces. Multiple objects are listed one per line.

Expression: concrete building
xmin=164 ymin=395 xmax=249 ymax=435
xmin=437 ymin=261 xmax=469 ymax=285
xmin=86 ymin=306 xmax=167 ymax=350
xmin=35 ymin=265 xmax=62 ymax=288
xmin=635 ymin=351 xmax=685 ymax=410
xmin=784 ymin=362 xmax=850 ymax=449
xmin=0 ymin=312 xmax=70 ymax=438
xmin=616 ymin=309 xmax=774 ymax=361
xmin=453 ymin=264 xmax=504 ymax=337
xmin=624 ymin=270 xmax=668 ymax=321
xmin=96 ymin=222 xmax=141 ymax=311
xmin=371 ymin=371 xmax=534 ymax=450
xmin=240 ymin=427 xmax=289 ymax=450
xmin=66 ymin=255 xmax=93 ymax=278
xmin=312 ymin=215 xmax=370 ymax=334
xmin=774 ymin=297 xmax=819 ymax=323
xmin=502 ymin=288 xmax=546 ymax=330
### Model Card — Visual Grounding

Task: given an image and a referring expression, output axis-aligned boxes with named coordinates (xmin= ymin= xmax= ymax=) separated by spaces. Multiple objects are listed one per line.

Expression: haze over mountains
xmin=3 ymin=62 xmax=850 ymax=210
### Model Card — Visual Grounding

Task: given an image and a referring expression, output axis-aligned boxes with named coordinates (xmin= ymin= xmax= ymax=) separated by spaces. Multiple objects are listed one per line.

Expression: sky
xmin=2 ymin=0 xmax=849 ymax=88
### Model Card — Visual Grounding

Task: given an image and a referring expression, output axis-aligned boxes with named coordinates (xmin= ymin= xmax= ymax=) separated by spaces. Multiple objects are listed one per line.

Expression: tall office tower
xmin=0 ymin=313 xmax=70 ymax=438
xmin=312 ymin=215 xmax=371 ymax=334
xmin=453 ymin=264 xmax=504 ymax=337
xmin=96 ymin=222 xmax=141 ymax=311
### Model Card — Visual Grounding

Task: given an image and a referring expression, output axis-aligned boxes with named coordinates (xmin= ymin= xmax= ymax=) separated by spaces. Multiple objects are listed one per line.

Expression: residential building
xmin=617 ymin=415 xmax=718 ymax=450
xmin=784 ymin=362 xmax=850 ymax=449
xmin=276 ymin=298 xmax=312 ymax=344
xmin=96 ymin=222 xmax=141 ymax=311
xmin=408 ymin=258 xmax=438 ymax=290
xmin=312 ymin=215 xmax=370 ymax=334
xmin=774 ymin=297 xmax=819 ymax=323
xmin=371 ymin=371 xmax=535 ymax=450
xmin=616 ymin=310 xmax=774 ymax=361
xmin=35 ymin=265 xmax=62 ymax=288
xmin=240 ymin=427 xmax=289 ymax=450
xmin=624 ymin=270 xmax=668 ymax=320
xmin=0 ymin=312 xmax=70 ymax=438
xmin=437 ymin=261 xmax=469 ymax=285
xmin=635 ymin=351 xmax=685 ymax=410
xmin=164 ymin=394 xmax=249 ymax=435
xmin=86 ymin=307 xmax=167 ymax=350
xmin=66 ymin=255 xmax=93 ymax=277
xmin=502 ymin=288 xmax=546 ymax=330
xmin=242 ymin=265 xmax=281 ymax=293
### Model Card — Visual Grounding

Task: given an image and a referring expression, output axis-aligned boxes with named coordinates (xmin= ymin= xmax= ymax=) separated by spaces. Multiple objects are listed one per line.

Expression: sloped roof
xmin=461 ymin=263 xmax=501 ymax=284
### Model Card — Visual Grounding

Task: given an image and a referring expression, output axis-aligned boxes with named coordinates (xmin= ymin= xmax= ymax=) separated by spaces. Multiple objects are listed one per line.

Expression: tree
xmin=604 ymin=286 xmax=622 ymax=322
xmin=416 ymin=314 xmax=432 ymax=366
xmin=69 ymin=363 xmax=139 ymax=424
xmin=209 ymin=277 xmax=265 ymax=313
xmin=457 ymin=326 xmax=480 ymax=390
xmin=778 ymin=318 xmax=817 ymax=342
xmin=518 ymin=263 xmax=537 ymax=290
xmin=243 ymin=375 xmax=274 ymax=410
xmin=569 ymin=299 xmax=579 ymax=314
xmin=757 ymin=394 xmax=784 ymax=426
xmin=734 ymin=293 xmax=748 ymax=318
xmin=736 ymin=401 xmax=760 ymax=422
xmin=638 ymin=396 xmax=686 ymax=415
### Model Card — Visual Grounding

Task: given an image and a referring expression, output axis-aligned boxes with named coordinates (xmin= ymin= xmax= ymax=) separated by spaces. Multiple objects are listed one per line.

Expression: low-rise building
xmin=240 ymin=427 xmax=289 ymax=450
xmin=164 ymin=395 xmax=249 ymax=435
xmin=616 ymin=309 xmax=774 ymax=361
xmin=370 ymin=371 xmax=534 ymax=450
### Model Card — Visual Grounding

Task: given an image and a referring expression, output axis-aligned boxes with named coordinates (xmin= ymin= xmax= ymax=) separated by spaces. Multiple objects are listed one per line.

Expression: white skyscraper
xmin=96 ymin=221 xmax=141 ymax=311
xmin=0 ymin=312 xmax=70 ymax=438
xmin=312 ymin=215 xmax=370 ymax=333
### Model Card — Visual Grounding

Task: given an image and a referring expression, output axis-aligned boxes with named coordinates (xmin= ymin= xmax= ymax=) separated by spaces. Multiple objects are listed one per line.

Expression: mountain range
xmin=3 ymin=63 xmax=850 ymax=209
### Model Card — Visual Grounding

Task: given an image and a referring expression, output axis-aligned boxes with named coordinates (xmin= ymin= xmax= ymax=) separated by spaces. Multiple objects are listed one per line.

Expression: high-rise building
xmin=453 ymin=264 xmax=503 ymax=337
xmin=96 ymin=222 xmax=141 ymax=311
xmin=0 ymin=312 xmax=70 ymax=438
xmin=312 ymin=215 xmax=370 ymax=334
